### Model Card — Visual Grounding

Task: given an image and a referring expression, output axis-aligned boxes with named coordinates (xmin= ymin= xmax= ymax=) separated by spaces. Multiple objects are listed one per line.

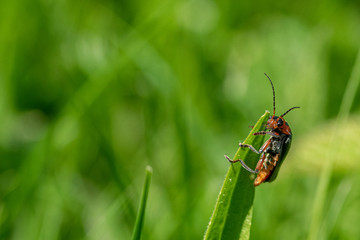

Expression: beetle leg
xmin=239 ymin=159 xmax=259 ymax=174
xmin=224 ymin=155 xmax=258 ymax=174
xmin=253 ymin=131 xmax=279 ymax=138
xmin=238 ymin=143 xmax=262 ymax=154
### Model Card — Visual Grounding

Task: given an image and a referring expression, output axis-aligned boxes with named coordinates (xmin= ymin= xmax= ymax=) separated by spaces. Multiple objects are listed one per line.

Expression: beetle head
xmin=267 ymin=116 xmax=291 ymax=135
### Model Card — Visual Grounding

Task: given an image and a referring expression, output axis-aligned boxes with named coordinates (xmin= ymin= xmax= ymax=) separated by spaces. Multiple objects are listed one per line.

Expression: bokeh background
xmin=1 ymin=0 xmax=360 ymax=239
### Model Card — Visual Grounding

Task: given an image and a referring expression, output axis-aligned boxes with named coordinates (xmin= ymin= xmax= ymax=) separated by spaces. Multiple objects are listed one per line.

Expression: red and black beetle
xmin=225 ymin=73 xmax=300 ymax=187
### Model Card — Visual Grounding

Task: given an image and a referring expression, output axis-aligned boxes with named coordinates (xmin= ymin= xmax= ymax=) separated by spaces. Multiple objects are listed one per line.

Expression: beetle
xmin=225 ymin=73 xmax=300 ymax=187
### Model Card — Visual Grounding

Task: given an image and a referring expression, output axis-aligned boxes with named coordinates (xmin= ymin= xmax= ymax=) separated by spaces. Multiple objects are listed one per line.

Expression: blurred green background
xmin=1 ymin=0 xmax=360 ymax=239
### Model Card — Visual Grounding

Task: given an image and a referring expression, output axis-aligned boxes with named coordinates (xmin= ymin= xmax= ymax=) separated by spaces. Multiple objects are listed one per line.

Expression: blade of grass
xmin=131 ymin=166 xmax=153 ymax=240
xmin=308 ymin=48 xmax=360 ymax=240
xmin=204 ymin=111 xmax=270 ymax=240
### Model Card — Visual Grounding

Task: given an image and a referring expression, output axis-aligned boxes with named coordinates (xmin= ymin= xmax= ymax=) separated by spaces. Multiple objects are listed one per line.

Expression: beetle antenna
xmin=264 ymin=73 xmax=276 ymax=116
xmin=280 ymin=106 xmax=300 ymax=117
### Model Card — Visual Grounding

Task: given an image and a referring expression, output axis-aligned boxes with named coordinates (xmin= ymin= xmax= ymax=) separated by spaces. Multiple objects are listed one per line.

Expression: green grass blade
xmin=131 ymin=166 xmax=153 ymax=240
xmin=204 ymin=111 xmax=270 ymax=240
xmin=308 ymin=48 xmax=360 ymax=240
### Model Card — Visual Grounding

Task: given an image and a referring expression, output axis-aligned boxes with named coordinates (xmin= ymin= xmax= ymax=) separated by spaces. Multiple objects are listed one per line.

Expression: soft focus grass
xmin=132 ymin=166 xmax=152 ymax=240
xmin=0 ymin=0 xmax=360 ymax=239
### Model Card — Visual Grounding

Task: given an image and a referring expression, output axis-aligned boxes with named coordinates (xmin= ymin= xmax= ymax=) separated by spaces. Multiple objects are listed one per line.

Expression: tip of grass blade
xmin=146 ymin=165 xmax=153 ymax=174
xmin=132 ymin=166 xmax=153 ymax=240
xmin=204 ymin=111 xmax=270 ymax=240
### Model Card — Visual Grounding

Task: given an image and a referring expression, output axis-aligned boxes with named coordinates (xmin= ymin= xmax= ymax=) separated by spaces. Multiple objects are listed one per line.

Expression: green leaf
xmin=204 ymin=111 xmax=270 ymax=240
xmin=132 ymin=166 xmax=153 ymax=240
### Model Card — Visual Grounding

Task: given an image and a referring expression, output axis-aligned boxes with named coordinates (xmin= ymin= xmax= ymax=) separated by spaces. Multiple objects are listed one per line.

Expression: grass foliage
xmin=204 ymin=111 xmax=269 ymax=240
xmin=132 ymin=166 xmax=152 ymax=240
